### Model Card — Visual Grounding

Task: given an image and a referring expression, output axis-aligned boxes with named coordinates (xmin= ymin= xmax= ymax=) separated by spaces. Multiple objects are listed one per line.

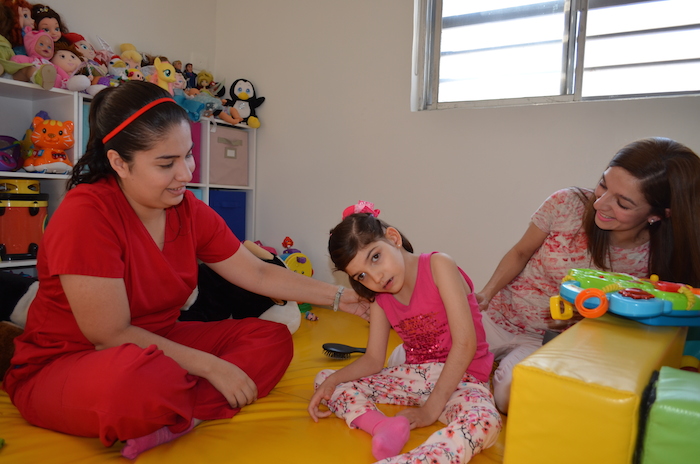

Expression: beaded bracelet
xmin=333 ymin=286 xmax=345 ymax=312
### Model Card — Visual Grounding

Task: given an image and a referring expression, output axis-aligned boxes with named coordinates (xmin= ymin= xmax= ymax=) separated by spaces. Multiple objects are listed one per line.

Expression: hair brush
xmin=322 ymin=343 xmax=366 ymax=359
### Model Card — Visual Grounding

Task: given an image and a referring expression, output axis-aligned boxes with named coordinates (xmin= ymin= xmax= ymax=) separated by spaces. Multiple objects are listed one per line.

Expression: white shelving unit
xmin=189 ymin=116 xmax=256 ymax=241
xmin=0 ymin=79 xmax=256 ymax=270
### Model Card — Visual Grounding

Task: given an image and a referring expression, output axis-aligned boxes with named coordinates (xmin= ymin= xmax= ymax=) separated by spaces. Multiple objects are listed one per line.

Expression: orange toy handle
xmin=574 ymin=288 xmax=609 ymax=318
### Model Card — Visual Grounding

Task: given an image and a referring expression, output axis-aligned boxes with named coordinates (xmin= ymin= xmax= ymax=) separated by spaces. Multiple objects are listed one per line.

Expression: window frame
xmin=412 ymin=0 xmax=699 ymax=110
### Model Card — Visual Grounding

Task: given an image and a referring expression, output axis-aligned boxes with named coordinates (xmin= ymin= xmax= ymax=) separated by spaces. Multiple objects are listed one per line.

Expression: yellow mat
xmin=0 ymin=307 xmax=506 ymax=463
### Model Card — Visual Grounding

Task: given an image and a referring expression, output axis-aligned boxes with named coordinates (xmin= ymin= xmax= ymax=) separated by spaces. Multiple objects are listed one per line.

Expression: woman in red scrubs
xmin=3 ymin=80 xmax=368 ymax=459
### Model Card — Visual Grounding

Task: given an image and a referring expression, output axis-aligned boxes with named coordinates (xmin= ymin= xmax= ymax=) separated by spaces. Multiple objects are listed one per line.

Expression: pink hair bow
xmin=342 ymin=201 xmax=380 ymax=220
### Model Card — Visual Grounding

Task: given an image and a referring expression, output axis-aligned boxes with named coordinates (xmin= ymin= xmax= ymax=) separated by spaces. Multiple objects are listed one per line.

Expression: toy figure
xmin=226 ymin=79 xmax=265 ymax=128
xmin=10 ymin=26 xmax=63 ymax=88
xmin=196 ymin=69 xmax=225 ymax=97
xmin=149 ymin=57 xmax=176 ymax=94
xmin=119 ymin=43 xmax=142 ymax=70
xmin=172 ymin=59 xmax=182 ymax=73
xmin=23 ymin=116 xmax=74 ymax=174
xmin=2 ymin=0 xmax=34 ymax=51
xmin=50 ymin=42 xmax=91 ymax=91
xmin=126 ymin=68 xmax=143 ymax=81
xmin=2 ymin=3 xmax=47 ymax=88
xmin=183 ymin=62 xmax=197 ymax=88
xmin=31 ymin=4 xmax=68 ymax=45
xmin=63 ymin=32 xmax=108 ymax=83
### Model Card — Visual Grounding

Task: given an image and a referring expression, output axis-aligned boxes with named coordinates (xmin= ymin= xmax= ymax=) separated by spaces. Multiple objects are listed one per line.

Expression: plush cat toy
xmin=225 ymin=79 xmax=265 ymax=128
xmin=23 ymin=116 xmax=74 ymax=174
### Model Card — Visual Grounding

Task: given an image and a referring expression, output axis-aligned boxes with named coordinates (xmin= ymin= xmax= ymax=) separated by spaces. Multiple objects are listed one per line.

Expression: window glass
xmin=425 ymin=0 xmax=700 ymax=108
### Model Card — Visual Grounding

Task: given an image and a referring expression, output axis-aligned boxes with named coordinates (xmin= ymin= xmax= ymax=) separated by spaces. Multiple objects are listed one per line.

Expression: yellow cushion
xmin=0 ymin=307 xmax=506 ymax=463
xmin=504 ymin=314 xmax=686 ymax=464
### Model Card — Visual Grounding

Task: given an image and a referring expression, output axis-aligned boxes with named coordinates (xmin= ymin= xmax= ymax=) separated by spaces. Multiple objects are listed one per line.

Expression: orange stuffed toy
xmin=23 ymin=116 xmax=74 ymax=174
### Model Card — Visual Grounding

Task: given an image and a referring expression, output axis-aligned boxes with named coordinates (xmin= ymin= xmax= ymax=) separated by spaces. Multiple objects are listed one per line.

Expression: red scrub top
xmin=8 ymin=176 xmax=240 ymax=373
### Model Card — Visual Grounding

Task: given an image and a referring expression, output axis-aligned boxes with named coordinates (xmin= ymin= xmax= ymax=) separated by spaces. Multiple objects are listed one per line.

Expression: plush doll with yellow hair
xmin=196 ymin=69 xmax=225 ymax=97
xmin=119 ymin=43 xmax=142 ymax=70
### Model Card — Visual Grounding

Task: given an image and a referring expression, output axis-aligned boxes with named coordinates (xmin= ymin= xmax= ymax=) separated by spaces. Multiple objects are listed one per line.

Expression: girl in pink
xmin=308 ymin=202 xmax=501 ymax=464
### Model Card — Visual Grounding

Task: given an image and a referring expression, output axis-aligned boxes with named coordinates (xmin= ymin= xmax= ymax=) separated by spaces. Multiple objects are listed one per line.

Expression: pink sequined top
xmin=377 ymin=253 xmax=493 ymax=383
xmin=485 ymin=188 xmax=650 ymax=337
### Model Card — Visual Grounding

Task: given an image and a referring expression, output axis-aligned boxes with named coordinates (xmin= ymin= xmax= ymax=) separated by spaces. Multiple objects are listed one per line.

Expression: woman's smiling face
xmin=111 ymin=120 xmax=195 ymax=216
xmin=593 ymin=166 xmax=659 ymax=239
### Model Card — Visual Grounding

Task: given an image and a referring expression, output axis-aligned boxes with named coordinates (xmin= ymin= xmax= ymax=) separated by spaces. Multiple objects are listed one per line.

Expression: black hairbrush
xmin=322 ymin=343 xmax=366 ymax=359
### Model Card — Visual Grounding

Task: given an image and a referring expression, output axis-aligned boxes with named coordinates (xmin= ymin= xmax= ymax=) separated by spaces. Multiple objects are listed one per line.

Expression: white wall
xmin=214 ymin=0 xmax=700 ymax=289
xmin=43 ymin=0 xmax=217 ymax=72
xmin=42 ymin=1 xmax=700 ymax=291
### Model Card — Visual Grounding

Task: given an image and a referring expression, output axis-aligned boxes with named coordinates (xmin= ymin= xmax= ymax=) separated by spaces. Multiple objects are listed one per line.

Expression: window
xmin=412 ymin=0 xmax=700 ymax=110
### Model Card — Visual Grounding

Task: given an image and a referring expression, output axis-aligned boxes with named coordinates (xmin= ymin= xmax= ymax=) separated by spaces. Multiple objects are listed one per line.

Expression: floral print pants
xmin=314 ymin=363 xmax=502 ymax=464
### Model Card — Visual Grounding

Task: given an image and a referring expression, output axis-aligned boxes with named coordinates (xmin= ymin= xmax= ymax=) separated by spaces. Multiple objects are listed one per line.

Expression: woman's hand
xmin=475 ymin=292 xmax=491 ymax=312
xmin=338 ymin=288 xmax=371 ymax=320
xmin=205 ymin=358 xmax=258 ymax=409
xmin=308 ymin=379 xmax=337 ymax=422
xmin=396 ymin=404 xmax=442 ymax=429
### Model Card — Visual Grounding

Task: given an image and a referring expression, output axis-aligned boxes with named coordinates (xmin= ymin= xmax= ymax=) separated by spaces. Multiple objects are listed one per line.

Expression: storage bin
xmin=187 ymin=187 xmax=203 ymax=201
xmin=208 ymin=125 xmax=248 ymax=186
xmin=0 ymin=193 xmax=49 ymax=259
xmin=209 ymin=190 xmax=246 ymax=240
xmin=189 ymin=121 xmax=202 ymax=183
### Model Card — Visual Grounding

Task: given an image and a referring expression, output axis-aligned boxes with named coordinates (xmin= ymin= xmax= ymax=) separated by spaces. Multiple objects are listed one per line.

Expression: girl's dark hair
xmin=68 ymin=81 xmax=189 ymax=189
xmin=582 ymin=137 xmax=700 ymax=286
xmin=329 ymin=213 xmax=413 ymax=300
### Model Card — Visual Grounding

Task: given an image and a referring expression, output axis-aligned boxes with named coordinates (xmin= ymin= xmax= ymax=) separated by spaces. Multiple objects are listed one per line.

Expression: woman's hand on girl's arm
xmin=207 ymin=245 xmax=371 ymax=320
xmin=338 ymin=287 xmax=371 ymax=320
xmin=477 ymin=222 xmax=548 ymax=308
xmin=60 ymin=274 xmax=257 ymax=409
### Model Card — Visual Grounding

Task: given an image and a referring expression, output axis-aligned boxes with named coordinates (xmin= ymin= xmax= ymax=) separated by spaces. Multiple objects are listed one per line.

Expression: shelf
xmin=0 ymin=78 xmax=74 ymax=100
xmin=0 ymin=259 xmax=37 ymax=269
xmin=0 ymin=171 xmax=70 ymax=180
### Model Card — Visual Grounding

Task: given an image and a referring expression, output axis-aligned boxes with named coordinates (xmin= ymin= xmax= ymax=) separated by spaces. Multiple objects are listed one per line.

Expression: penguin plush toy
xmin=225 ymin=79 xmax=265 ymax=128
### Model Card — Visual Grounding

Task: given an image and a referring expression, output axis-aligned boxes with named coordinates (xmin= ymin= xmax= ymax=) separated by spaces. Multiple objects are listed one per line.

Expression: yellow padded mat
xmin=0 ymin=307 xmax=506 ymax=463
xmin=504 ymin=314 xmax=686 ymax=464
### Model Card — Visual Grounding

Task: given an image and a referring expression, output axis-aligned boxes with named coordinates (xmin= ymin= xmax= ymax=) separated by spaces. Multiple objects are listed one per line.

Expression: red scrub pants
xmin=5 ymin=318 xmax=293 ymax=446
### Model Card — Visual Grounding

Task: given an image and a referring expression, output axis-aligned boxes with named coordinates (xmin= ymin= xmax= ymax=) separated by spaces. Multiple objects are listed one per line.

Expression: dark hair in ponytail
xmin=329 ymin=213 xmax=413 ymax=300
xmin=68 ymin=81 xmax=188 ymax=189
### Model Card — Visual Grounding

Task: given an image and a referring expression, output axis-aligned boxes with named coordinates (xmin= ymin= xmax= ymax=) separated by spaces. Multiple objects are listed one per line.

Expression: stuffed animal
xmin=0 ymin=6 xmax=56 ymax=90
xmin=196 ymin=69 xmax=225 ymax=97
xmin=2 ymin=0 xmax=34 ymax=51
xmin=50 ymin=42 xmax=91 ymax=91
xmin=126 ymin=67 xmax=143 ymax=81
xmin=23 ymin=116 xmax=74 ymax=174
xmin=9 ymin=26 xmax=62 ymax=88
xmin=179 ymin=240 xmax=302 ymax=333
xmin=119 ymin=43 xmax=142 ymax=70
xmin=63 ymin=32 xmax=108 ymax=83
xmin=226 ymin=79 xmax=265 ymax=128
xmin=31 ymin=4 xmax=68 ymax=45
xmin=149 ymin=56 xmax=176 ymax=94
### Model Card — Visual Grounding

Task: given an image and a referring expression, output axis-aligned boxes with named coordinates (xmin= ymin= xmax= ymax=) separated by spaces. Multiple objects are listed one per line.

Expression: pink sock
xmin=121 ymin=420 xmax=195 ymax=459
xmin=352 ymin=410 xmax=411 ymax=460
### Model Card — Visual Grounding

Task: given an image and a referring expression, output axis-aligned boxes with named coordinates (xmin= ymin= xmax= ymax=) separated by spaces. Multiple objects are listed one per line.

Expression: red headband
xmin=102 ymin=98 xmax=175 ymax=144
